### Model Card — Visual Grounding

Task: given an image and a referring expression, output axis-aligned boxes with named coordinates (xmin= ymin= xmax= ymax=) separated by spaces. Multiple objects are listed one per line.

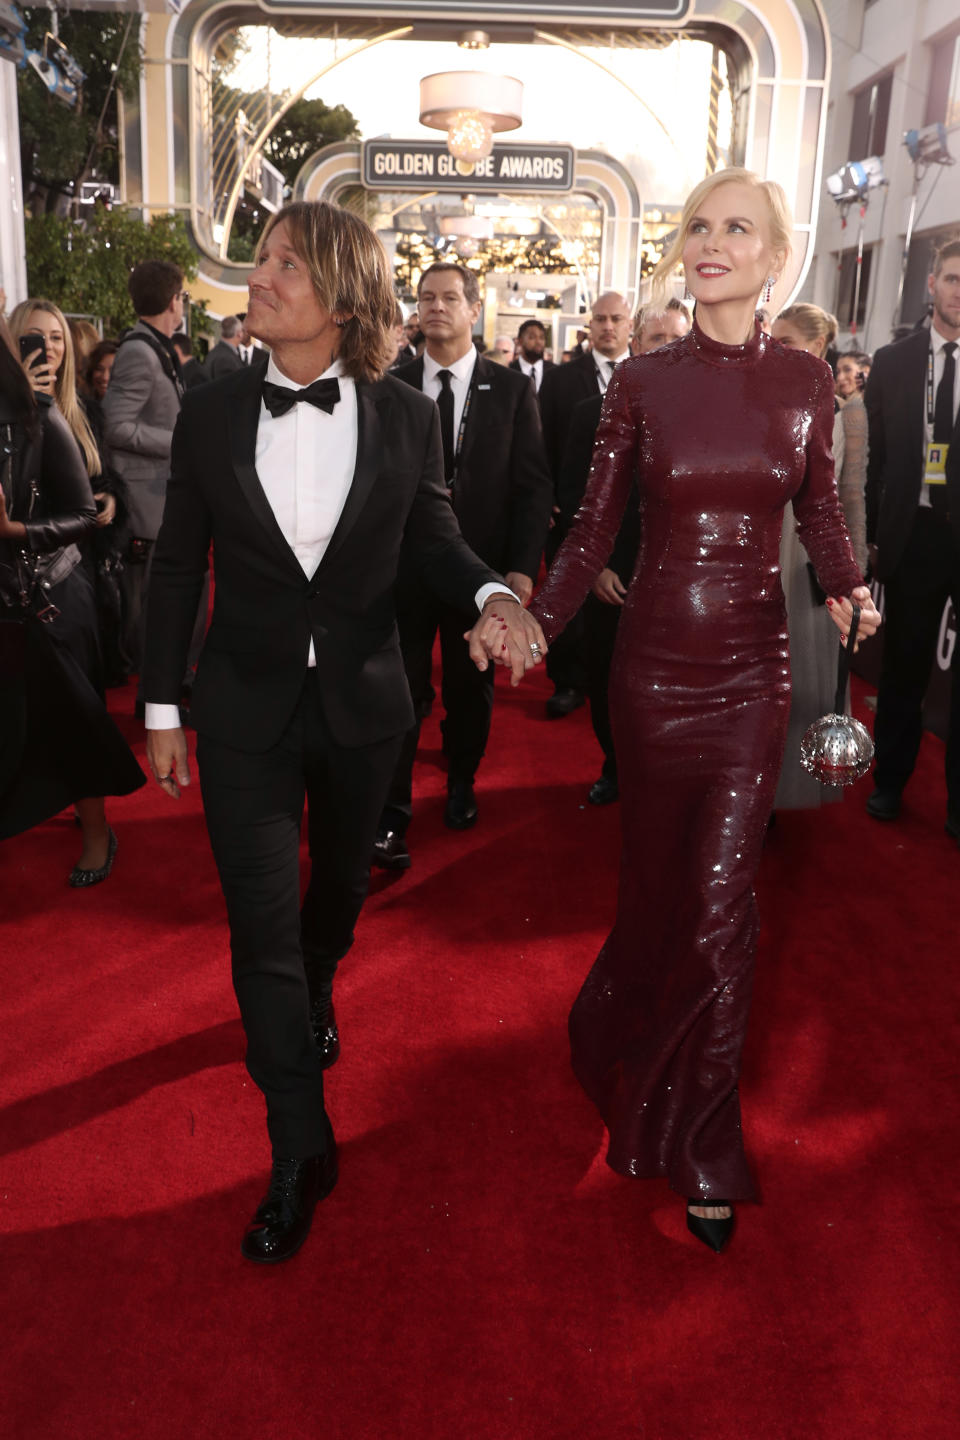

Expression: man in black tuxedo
xmin=373 ymin=262 xmax=552 ymax=865
xmin=143 ymin=203 xmax=546 ymax=1264
xmin=509 ymin=318 xmax=555 ymax=394
xmin=865 ymin=239 xmax=960 ymax=838
xmin=537 ymin=291 xmax=633 ymax=719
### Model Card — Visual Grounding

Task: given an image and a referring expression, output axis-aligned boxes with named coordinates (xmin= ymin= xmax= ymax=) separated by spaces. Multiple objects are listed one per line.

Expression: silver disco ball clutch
xmin=799 ymin=603 xmax=874 ymax=787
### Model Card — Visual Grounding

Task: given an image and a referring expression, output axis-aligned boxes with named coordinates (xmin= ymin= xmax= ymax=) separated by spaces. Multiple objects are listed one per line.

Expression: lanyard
xmin=927 ymin=346 xmax=936 ymax=427
xmin=448 ymin=371 xmax=475 ymax=486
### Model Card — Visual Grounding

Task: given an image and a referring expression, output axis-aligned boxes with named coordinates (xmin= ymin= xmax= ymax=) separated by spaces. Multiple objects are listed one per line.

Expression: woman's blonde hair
xmin=650 ymin=168 xmax=794 ymax=309
xmin=9 ymin=297 xmax=101 ymax=477
xmin=256 ymin=202 xmax=398 ymax=381
xmin=774 ymin=302 xmax=837 ymax=357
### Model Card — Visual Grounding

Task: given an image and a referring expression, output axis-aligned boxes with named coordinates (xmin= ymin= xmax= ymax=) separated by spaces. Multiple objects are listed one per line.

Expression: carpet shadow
xmin=0 ymin=1018 xmax=244 ymax=1159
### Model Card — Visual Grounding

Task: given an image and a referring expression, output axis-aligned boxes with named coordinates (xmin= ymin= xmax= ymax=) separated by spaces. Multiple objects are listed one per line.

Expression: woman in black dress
xmin=0 ymin=310 xmax=143 ymax=877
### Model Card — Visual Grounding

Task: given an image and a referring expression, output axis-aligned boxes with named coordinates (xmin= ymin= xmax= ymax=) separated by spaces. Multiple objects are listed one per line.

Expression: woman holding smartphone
xmin=2 ymin=297 xmax=142 ymax=881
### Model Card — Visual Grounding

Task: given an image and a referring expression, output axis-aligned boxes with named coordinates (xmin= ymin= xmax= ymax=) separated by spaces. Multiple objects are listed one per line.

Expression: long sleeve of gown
xmin=530 ymin=367 xmax=636 ymax=643
xmin=793 ymin=370 xmax=863 ymax=599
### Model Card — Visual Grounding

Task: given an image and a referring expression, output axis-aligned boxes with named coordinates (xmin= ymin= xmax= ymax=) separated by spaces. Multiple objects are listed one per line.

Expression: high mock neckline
xmin=689 ymin=317 xmax=765 ymax=367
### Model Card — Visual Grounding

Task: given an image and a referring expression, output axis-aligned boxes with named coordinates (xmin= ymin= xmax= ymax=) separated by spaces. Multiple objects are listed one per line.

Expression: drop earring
xmin=762 ymin=276 xmax=775 ymax=306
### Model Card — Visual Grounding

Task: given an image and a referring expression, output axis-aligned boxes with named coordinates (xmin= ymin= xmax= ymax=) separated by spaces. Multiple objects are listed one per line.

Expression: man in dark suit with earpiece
xmin=372 ymin=262 xmax=553 ymax=868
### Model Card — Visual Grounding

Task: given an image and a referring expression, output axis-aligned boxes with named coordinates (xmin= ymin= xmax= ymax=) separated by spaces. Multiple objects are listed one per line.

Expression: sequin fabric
xmin=531 ymin=320 xmax=862 ymax=1200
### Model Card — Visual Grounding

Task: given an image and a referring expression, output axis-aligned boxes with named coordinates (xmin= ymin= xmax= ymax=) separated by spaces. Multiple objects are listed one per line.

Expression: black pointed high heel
xmin=686 ymin=1198 xmax=735 ymax=1253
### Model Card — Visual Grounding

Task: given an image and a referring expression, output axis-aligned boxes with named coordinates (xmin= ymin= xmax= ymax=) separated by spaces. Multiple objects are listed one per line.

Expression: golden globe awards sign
xmin=363 ymin=141 xmax=575 ymax=192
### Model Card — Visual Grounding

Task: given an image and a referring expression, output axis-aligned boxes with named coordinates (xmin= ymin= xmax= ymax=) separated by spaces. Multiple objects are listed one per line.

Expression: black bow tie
xmin=262 ymin=376 xmax=341 ymax=418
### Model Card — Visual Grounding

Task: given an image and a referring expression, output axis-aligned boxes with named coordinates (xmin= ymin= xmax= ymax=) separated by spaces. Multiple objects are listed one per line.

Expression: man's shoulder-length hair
xmin=256 ymin=202 xmax=398 ymax=382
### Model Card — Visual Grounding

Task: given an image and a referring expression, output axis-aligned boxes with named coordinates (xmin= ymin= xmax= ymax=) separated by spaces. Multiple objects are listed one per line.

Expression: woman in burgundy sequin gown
xmin=530 ymin=171 xmax=879 ymax=1248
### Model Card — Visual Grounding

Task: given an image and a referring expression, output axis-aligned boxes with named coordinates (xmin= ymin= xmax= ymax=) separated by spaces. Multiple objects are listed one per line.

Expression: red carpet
xmin=2 ymin=668 xmax=958 ymax=1439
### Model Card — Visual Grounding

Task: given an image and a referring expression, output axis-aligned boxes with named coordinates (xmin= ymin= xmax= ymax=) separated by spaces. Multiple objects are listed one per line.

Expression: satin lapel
xmin=227 ymin=370 xmax=303 ymax=577
xmin=321 ymin=380 xmax=383 ymax=567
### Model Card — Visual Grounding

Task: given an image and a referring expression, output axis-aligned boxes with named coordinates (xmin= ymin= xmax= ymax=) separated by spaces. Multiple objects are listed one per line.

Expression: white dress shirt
xmin=593 ymin=349 xmax=632 ymax=394
xmin=422 ymin=343 xmax=478 ymax=438
xmin=146 ymin=351 xmax=515 ymax=729
xmin=516 ymin=355 xmax=544 ymax=392
xmin=919 ymin=322 xmax=960 ymax=510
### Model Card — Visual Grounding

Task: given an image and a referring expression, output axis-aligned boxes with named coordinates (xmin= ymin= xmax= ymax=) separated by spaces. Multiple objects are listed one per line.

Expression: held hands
xmin=465 ymin=596 xmax=548 ymax=686
xmin=825 ymin=585 xmax=881 ymax=652
xmin=145 ymin=727 xmax=191 ymax=799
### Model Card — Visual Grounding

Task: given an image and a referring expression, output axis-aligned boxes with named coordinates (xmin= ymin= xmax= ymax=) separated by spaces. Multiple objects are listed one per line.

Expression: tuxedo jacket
xmin=538 ymin=349 xmax=603 ymax=481
xmin=392 ymin=352 xmax=552 ymax=581
xmin=865 ymin=326 xmax=960 ymax=578
xmin=143 ymin=364 xmax=496 ymax=754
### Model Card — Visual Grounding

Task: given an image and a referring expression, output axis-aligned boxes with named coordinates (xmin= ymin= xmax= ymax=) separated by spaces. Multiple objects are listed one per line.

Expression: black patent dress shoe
xmin=241 ymin=1146 xmax=338 ymax=1265
xmin=866 ymin=788 xmax=901 ymax=821
xmin=445 ymin=779 xmax=478 ymax=830
xmin=945 ymin=812 xmax=960 ymax=845
xmin=545 ymin=687 xmax=585 ymax=719
xmin=371 ymin=827 xmax=411 ymax=870
xmin=68 ymin=828 xmax=118 ymax=889
xmin=310 ymin=998 xmax=340 ymax=1070
xmin=588 ymin=775 xmax=619 ymax=806
xmin=686 ymin=1199 xmax=735 ymax=1253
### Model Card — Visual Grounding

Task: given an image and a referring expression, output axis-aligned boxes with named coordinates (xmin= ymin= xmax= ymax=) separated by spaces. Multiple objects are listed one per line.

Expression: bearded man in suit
xmin=143 ymin=203 xmax=546 ymax=1264
xmin=371 ymin=262 xmax=553 ymax=867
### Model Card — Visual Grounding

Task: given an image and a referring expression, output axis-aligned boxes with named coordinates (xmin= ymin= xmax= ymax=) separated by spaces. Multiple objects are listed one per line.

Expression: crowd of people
xmin=2 ymin=180 xmax=958 ymax=1267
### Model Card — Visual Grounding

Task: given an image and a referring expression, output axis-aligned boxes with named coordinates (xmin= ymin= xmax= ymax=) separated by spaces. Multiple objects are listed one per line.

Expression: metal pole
xmin=892 ymin=164 xmax=921 ymax=328
xmin=850 ymin=200 xmax=867 ymax=336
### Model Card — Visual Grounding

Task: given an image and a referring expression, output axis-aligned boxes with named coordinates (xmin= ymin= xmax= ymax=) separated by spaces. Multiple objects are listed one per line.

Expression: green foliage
xmin=261 ymin=96 xmax=360 ymax=177
xmin=25 ymin=207 xmax=205 ymax=337
xmin=18 ymin=9 xmax=142 ymax=208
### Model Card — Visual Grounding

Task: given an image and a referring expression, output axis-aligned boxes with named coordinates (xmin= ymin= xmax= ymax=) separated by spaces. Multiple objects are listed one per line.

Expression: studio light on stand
xmin=893 ymin=123 xmax=955 ymax=326
xmin=825 ymin=156 xmax=888 ymax=337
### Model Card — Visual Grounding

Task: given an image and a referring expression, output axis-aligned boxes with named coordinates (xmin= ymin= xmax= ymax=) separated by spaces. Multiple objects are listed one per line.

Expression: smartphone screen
xmin=19 ymin=333 xmax=48 ymax=366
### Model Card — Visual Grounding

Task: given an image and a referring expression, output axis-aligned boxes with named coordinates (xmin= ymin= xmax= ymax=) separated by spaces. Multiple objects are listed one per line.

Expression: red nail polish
xmin=826 ymin=598 xmax=834 ymax=607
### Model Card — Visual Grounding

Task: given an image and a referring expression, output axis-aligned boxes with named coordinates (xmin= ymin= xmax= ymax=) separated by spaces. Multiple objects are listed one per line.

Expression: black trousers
xmin=381 ymin=587 xmax=494 ymax=834
xmin=874 ymin=508 xmax=960 ymax=810
xmin=198 ymin=672 xmax=403 ymax=1157
xmin=584 ymin=593 xmax=623 ymax=781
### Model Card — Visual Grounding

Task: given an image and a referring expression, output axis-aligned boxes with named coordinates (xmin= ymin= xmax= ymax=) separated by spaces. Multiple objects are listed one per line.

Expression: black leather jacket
xmin=0 ymin=394 xmax=97 ymax=609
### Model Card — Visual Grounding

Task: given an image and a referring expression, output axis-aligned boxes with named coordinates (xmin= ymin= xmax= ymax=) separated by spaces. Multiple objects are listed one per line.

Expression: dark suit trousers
xmin=198 ymin=672 xmax=403 ymax=1157
xmin=874 ymin=508 xmax=960 ymax=808
xmin=584 ymin=593 xmax=622 ymax=780
xmin=381 ymin=588 xmax=494 ymax=833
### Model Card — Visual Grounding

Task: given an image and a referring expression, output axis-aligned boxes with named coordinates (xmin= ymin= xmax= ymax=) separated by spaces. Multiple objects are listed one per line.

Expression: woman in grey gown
xmin=772 ymin=305 xmax=868 ymax=810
